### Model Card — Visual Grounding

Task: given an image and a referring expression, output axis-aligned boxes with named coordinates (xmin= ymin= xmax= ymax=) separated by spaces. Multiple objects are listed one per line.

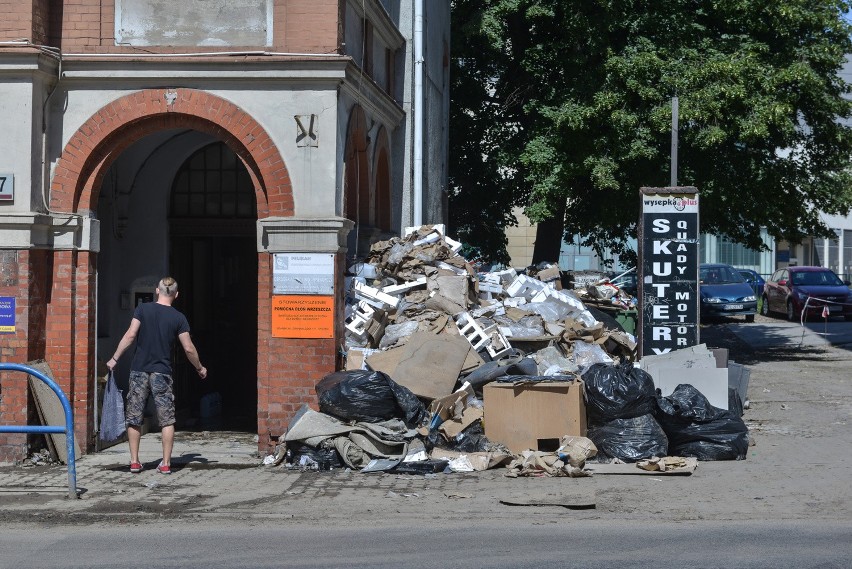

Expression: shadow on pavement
xmin=698 ymin=319 xmax=832 ymax=366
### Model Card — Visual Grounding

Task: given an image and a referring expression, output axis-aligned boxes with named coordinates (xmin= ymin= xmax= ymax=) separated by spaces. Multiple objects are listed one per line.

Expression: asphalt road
xmin=1 ymin=519 xmax=850 ymax=569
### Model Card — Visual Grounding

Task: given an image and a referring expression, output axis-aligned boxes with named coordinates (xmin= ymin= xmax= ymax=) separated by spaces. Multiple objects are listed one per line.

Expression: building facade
xmin=0 ymin=0 xmax=450 ymax=462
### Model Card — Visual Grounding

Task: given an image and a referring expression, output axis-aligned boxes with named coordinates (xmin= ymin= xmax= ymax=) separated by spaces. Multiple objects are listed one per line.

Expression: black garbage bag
xmin=582 ymin=361 xmax=657 ymax=421
xmin=315 ymin=370 xmax=427 ymax=426
xmin=424 ymin=419 xmax=502 ymax=454
xmin=391 ymin=459 xmax=449 ymax=475
xmin=587 ymin=414 xmax=669 ymax=462
xmin=287 ymin=441 xmax=345 ymax=470
xmin=655 ymin=384 xmax=749 ymax=460
xmin=728 ymin=387 xmax=744 ymax=418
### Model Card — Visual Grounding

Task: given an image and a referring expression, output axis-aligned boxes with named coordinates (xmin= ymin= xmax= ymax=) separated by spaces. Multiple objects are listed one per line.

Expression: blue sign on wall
xmin=0 ymin=297 xmax=14 ymax=333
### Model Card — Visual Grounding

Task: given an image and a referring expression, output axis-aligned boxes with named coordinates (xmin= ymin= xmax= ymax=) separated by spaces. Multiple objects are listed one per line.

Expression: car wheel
xmin=786 ymin=301 xmax=797 ymax=322
xmin=745 ymin=314 xmax=755 ymax=323
xmin=761 ymin=296 xmax=771 ymax=316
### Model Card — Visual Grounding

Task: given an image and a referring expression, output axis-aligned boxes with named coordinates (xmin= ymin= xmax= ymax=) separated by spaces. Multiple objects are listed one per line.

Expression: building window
xmin=844 ymin=230 xmax=852 ymax=279
xmin=812 ymin=238 xmax=824 ymax=266
xmin=828 ymin=229 xmax=841 ymax=274
xmin=363 ymin=19 xmax=374 ymax=77
xmin=717 ymin=239 xmax=761 ymax=268
xmin=385 ymin=47 xmax=395 ymax=96
xmin=170 ymin=142 xmax=256 ymax=218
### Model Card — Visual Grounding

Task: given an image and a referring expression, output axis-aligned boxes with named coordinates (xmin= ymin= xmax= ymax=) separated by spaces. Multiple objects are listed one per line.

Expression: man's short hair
xmin=157 ymin=277 xmax=179 ymax=297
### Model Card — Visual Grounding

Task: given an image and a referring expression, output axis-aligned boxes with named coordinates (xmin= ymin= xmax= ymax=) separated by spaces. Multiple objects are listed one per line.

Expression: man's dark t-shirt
xmin=130 ymin=302 xmax=190 ymax=375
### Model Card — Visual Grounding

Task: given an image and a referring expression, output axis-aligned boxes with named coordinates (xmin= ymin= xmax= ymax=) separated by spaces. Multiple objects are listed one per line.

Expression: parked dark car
xmin=737 ymin=269 xmax=766 ymax=298
xmin=699 ymin=263 xmax=757 ymax=322
xmin=761 ymin=266 xmax=852 ymax=322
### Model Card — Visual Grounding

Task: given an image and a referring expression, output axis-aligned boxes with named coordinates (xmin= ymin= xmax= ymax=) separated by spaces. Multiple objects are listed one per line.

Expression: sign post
xmin=638 ymin=186 xmax=700 ymax=356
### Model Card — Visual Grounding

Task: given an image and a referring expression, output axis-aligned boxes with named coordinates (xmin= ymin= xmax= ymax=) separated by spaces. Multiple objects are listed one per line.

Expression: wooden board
xmin=26 ymin=360 xmax=81 ymax=464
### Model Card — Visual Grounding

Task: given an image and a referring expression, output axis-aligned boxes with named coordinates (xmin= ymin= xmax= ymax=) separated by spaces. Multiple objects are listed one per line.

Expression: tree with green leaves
xmin=448 ymin=0 xmax=852 ymax=266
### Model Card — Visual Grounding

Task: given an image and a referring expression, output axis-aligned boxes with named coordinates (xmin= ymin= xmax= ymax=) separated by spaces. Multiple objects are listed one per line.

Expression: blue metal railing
xmin=0 ymin=363 xmax=78 ymax=499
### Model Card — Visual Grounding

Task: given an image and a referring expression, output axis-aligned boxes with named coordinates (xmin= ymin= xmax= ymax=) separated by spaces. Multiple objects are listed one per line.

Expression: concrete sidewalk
xmin=0 ymin=431 xmax=274 ymax=516
xmin=0 ymin=430 xmax=520 ymax=524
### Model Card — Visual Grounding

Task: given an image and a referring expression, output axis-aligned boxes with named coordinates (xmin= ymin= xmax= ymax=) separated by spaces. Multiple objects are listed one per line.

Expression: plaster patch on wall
xmin=115 ymin=0 xmax=273 ymax=47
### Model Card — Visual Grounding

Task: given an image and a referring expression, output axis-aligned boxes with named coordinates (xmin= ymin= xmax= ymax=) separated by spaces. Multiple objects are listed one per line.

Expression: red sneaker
xmin=129 ymin=462 xmax=142 ymax=473
xmin=156 ymin=462 xmax=171 ymax=475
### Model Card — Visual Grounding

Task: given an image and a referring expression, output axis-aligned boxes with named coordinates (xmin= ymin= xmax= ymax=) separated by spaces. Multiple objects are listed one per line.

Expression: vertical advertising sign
xmin=639 ymin=187 xmax=699 ymax=356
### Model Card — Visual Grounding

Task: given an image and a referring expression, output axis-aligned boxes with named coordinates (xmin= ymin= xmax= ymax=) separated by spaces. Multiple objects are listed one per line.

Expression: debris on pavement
xmin=636 ymin=456 xmax=696 ymax=472
xmin=23 ymin=448 xmax=59 ymax=468
xmin=499 ymin=490 xmax=596 ymax=509
xmin=586 ymin=457 xmax=698 ymax=475
xmin=261 ymin=224 xmax=750 ymax=476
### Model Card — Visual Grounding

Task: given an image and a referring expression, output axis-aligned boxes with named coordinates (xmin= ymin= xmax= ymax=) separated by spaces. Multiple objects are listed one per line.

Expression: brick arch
xmin=50 ymin=88 xmax=293 ymax=217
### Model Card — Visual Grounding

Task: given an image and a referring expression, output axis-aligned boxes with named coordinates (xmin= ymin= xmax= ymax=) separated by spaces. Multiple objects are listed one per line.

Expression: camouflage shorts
xmin=125 ymin=371 xmax=175 ymax=427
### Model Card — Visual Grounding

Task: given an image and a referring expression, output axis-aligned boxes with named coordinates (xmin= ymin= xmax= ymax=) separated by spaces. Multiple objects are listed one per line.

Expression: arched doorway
xmin=95 ymin=132 xmax=259 ymax=433
xmin=168 ymin=141 xmax=258 ymax=430
xmin=46 ymin=88 xmax=299 ymax=449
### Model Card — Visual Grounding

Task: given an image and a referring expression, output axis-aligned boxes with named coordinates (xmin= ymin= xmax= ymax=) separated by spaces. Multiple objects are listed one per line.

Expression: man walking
xmin=106 ymin=277 xmax=207 ymax=474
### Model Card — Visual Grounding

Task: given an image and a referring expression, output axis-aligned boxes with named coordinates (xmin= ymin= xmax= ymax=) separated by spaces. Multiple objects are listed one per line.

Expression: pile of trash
xmin=343 ymin=224 xmax=637 ymax=375
xmin=23 ymin=448 xmax=60 ymax=468
xmin=264 ymin=225 xmax=749 ymax=476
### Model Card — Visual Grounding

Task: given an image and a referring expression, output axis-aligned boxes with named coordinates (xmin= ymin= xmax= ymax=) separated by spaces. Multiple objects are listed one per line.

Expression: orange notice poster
xmin=271 ymin=295 xmax=335 ymax=339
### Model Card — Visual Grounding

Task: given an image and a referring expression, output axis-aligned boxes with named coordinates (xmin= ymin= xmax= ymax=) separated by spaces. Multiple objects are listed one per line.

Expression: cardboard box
xmin=483 ymin=379 xmax=586 ymax=454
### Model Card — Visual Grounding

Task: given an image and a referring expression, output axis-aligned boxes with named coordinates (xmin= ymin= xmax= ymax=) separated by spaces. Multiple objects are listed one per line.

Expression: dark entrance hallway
xmin=169 ymin=141 xmax=258 ymax=431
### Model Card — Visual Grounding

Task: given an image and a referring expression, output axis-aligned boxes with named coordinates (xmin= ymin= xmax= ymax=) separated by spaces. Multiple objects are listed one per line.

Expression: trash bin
xmin=615 ymin=309 xmax=637 ymax=335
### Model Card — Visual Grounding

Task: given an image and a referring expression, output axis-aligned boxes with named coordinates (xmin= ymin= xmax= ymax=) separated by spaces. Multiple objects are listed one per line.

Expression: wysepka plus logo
xmin=642 ymin=195 xmax=698 ymax=213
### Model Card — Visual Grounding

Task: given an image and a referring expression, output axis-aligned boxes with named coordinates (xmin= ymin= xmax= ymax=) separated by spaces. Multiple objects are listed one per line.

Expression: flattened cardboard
xmin=460 ymin=345 xmax=486 ymax=375
xmin=427 ymin=383 xmax=484 ymax=441
xmin=345 ymin=348 xmax=366 ymax=371
xmin=367 ymin=331 xmax=470 ymax=400
xmin=439 ymin=406 xmax=483 ymax=439
xmin=429 ymin=448 xmax=512 ymax=471
xmin=483 ymin=380 xmax=586 ymax=454
xmin=364 ymin=344 xmax=406 ymax=374
xmin=586 ymin=459 xmax=697 ymax=475
xmin=429 ymin=383 xmax=475 ymax=423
